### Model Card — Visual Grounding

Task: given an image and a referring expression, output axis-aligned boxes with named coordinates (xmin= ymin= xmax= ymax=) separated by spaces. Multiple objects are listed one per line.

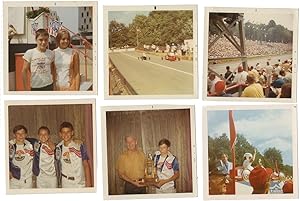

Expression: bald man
xmin=116 ymin=136 xmax=146 ymax=194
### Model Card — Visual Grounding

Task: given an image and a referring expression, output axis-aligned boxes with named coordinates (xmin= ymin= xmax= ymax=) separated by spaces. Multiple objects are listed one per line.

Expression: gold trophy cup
xmin=143 ymin=153 xmax=158 ymax=185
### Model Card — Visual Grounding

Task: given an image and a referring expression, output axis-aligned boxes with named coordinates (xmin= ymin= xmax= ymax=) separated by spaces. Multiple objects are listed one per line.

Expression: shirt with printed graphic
xmin=154 ymin=151 xmax=179 ymax=190
xmin=59 ymin=140 xmax=89 ymax=185
xmin=23 ymin=48 xmax=54 ymax=88
xmin=11 ymin=141 xmax=34 ymax=180
xmin=39 ymin=143 xmax=56 ymax=176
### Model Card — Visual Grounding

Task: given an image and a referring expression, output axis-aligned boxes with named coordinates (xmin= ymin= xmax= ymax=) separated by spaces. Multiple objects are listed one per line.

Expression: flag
xmin=228 ymin=110 xmax=236 ymax=194
xmin=48 ymin=20 xmax=63 ymax=37
xmin=229 ymin=110 xmax=237 ymax=150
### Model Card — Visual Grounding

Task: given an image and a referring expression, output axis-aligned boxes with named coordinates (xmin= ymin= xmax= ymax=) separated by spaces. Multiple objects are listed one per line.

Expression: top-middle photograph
xmin=104 ymin=5 xmax=198 ymax=99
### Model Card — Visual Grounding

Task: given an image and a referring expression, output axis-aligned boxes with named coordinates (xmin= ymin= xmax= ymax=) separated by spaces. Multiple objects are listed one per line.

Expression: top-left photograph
xmin=3 ymin=1 xmax=97 ymax=94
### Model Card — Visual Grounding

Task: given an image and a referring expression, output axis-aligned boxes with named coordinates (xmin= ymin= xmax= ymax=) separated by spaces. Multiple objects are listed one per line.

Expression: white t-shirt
xmin=39 ymin=143 xmax=56 ymax=176
xmin=23 ymin=48 xmax=54 ymax=88
xmin=54 ymin=47 xmax=73 ymax=87
xmin=233 ymin=71 xmax=248 ymax=84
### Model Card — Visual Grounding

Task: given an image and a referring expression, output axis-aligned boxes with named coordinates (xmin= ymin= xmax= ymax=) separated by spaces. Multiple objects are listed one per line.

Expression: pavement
xmin=109 ymin=51 xmax=194 ymax=95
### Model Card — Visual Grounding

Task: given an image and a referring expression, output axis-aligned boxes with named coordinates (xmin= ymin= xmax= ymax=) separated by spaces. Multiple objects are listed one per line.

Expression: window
xmin=89 ymin=18 xmax=92 ymax=23
xmin=87 ymin=25 xmax=89 ymax=29
xmin=82 ymin=12 xmax=84 ymax=17
xmin=84 ymin=19 xmax=86 ymax=23
xmin=87 ymin=12 xmax=89 ymax=17
xmin=84 ymin=7 xmax=86 ymax=11
xmin=81 ymin=25 xmax=83 ymax=29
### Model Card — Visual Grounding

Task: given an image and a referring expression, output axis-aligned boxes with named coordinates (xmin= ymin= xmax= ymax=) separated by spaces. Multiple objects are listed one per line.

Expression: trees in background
xmin=208 ymin=133 xmax=292 ymax=177
xmin=109 ymin=11 xmax=193 ymax=48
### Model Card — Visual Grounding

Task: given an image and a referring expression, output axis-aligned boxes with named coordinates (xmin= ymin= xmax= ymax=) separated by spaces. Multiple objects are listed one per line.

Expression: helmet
xmin=243 ymin=153 xmax=253 ymax=160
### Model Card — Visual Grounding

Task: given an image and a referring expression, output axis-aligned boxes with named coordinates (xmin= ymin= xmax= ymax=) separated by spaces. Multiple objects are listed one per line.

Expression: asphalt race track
xmin=109 ymin=51 xmax=194 ymax=95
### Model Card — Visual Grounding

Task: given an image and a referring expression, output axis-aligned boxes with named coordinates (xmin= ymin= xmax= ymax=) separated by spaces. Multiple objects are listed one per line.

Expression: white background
xmin=0 ymin=0 xmax=299 ymax=201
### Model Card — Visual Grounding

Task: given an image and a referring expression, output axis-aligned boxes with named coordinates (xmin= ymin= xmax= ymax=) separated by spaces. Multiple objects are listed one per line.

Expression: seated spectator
xmin=241 ymin=72 xmax=264 ymax=98
xmin=213 ymin=80 xmax=232 ymax=97
xmin=208 ymin=73 xmax=220 ymax=94
xmin=271 ymin=73 xmax=285 ymax=88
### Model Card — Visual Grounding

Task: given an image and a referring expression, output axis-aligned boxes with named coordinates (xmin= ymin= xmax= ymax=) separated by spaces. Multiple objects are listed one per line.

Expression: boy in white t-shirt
xmin=22 ymin=29 xmax=55 ymax=91
xmin=55 ymin=122 xmax=92 ymax=188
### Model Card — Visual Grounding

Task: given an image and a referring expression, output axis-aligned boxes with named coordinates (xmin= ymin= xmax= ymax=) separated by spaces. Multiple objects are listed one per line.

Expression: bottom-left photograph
xmin=5 ymin=99 xmax=96 ymax=194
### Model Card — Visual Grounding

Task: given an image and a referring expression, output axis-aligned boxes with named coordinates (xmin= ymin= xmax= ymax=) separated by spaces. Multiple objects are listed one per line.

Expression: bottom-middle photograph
xmin=102 ymin=105 xmax=197 ymax=199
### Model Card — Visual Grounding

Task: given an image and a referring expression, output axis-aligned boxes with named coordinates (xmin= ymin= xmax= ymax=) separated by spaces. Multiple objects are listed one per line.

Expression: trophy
xmin=143 ymin=153 xmax=158 ymax=185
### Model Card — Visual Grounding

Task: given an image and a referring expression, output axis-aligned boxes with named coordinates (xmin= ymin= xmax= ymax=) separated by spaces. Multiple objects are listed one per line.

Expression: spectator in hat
xmin=249 ymin=165 xmax=273 ymax=194
xmin=207 ymin=73 xmax=220 ymax=94
xmin=282 ymin=180 xmax=293 ymax=193
xmin=213 ymin=80 xmax=232 ymax=97
xmin=209 ymin=174 xmax=229 ymax=195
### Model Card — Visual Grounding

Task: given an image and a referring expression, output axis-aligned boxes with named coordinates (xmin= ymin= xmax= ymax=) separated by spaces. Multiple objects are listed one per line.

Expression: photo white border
xmin=3 ymin=1 xmax=98 ymax=95
xmin=202 ymin=104 xmax=298 ymax=200
xmin=203 ymin=7 xmax=298 ymax=102
xmin=103 ymin=5 xmax=198 ymax=99
xmin=101 ymin=105 xmax=197 ymax=199
xmin=5 ymin=99 xmax=97 ymax=194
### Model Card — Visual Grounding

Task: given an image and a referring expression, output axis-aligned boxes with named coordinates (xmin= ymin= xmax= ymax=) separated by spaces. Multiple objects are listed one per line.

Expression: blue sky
xmin=244 ymin=12 xmax=294 ymax=31
xmin=108 ymin=11 xmax=150 ymax=26
xmin=51 ymin=7 xmax=79 ymax=34
xmin=208 ymin=109 xmax=293 ymax=165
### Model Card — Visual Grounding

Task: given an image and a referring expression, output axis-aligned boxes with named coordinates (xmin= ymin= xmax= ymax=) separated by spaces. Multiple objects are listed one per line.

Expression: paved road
xmin=209 ymin=53 xmax=292 ymax=75
xmin=109 ymin=51 xmax=194 ymax=95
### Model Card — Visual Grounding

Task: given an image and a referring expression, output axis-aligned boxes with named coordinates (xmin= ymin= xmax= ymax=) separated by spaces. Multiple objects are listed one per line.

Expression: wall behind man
xmin=106 ymin=109 xmax=192 ymax=195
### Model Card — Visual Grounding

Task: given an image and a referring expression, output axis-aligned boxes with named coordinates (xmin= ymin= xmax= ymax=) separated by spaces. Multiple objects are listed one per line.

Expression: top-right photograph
xmin=204 ymin=7 xmax=298 ymax=102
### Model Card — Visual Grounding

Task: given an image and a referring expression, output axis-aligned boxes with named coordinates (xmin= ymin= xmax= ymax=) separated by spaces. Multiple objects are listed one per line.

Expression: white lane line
xmin=120 ymin=52 xmax=193 ymax=77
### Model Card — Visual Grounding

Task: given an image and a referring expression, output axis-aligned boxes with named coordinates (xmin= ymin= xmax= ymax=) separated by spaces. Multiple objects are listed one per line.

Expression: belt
xmin=61 ymin=173 xmax=75 ymax=181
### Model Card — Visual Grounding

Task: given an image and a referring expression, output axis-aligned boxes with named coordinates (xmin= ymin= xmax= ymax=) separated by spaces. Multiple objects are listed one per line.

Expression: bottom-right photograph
xmin=203 ymin=105 xmax=298 ymax=200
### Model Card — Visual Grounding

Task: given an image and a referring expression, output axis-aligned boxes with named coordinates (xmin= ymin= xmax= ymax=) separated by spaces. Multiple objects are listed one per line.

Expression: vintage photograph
xmin=203 ymin=105 xmax=298 ymax=199
xmin=104 ymin=5 xmax=197 ymax=98
xmin=5 ymin=100 xmax=96 ymax=194
xmin=204 ymin=7 xmax=298 ymax=101
xmin=102 ymin=105 xmax=197 ymax=199
xmin=3 ymin=1 xmax=97 ymax=94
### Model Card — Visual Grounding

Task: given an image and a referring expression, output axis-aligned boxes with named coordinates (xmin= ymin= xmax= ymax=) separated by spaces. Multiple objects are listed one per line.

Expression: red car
xmin=162 ymin=52 xmax=180 ymax=61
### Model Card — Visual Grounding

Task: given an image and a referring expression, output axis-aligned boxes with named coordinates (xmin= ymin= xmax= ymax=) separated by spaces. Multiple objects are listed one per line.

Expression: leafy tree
xmin=209 ymin=16 xmax=292 ymax=43
xmin=264 ymin=147 xmax=283 ymax=167
xmin=109 ymin=11 xmax=193 ymax=48
xmin=208 ymin=133 xmax=291 ymax=176
xmin=268 ymin=20 xmax=276 ymax=28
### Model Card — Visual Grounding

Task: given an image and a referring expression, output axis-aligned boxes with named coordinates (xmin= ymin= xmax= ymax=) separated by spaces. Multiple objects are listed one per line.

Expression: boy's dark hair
xmin=13 ymin=125 xmax=28 ymax=134
xmin=35 ymin=28 xmax=49 ymax=40
xmin=59 ymin=122 xmax=74 ymax=132
xmin=158 ymin=138 xmax=171 ymax=147
xmin=38 ymin=126 xmax=50 ymax=135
